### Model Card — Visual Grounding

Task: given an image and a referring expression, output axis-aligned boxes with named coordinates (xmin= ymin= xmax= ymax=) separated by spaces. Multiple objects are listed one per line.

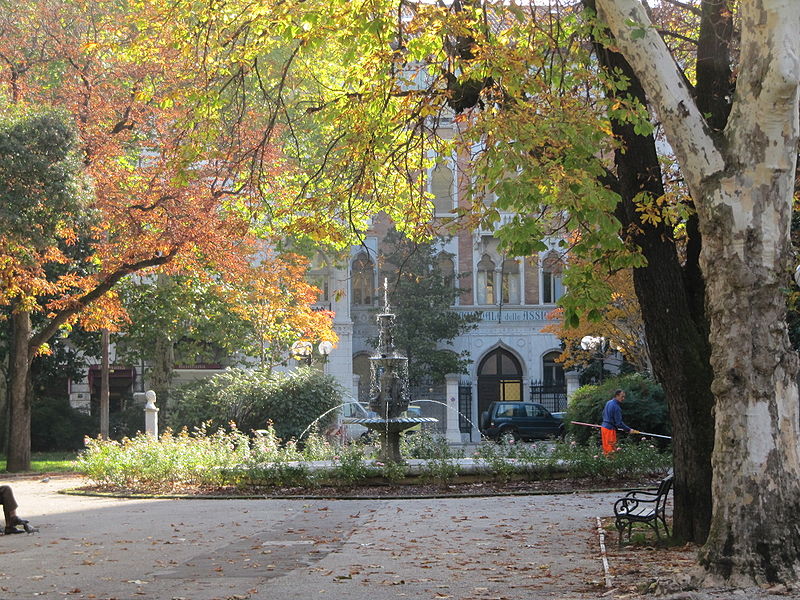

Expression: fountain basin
xmin=344 ymin=417 xmax=438 ymax=433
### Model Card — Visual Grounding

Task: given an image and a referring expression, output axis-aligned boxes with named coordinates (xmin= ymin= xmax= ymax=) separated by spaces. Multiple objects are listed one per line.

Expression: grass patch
xmin=1 ymin=452 xmax=79 ymax=473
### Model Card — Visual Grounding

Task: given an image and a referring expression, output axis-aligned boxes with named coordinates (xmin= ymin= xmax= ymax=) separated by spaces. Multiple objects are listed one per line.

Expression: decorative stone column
xmin=144 ymin=390 xmax=159 ymax=438
xmin=445 ymin=373 xmax=461 ymax=443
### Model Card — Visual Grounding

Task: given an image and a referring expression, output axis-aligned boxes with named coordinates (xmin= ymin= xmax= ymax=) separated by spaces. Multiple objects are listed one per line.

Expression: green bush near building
xmin=565 ymin=374 xmax=671 ymax=445
xmin=165 ymin=366 xmax=344 ymax=441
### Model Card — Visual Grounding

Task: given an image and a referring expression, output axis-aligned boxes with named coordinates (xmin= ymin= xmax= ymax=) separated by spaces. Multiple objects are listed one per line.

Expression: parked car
xmin=400 ymin=404 xmax=423 ymax=435
xmin=480 ymin=401 xmax=565 ymax=443
xmin=327 ymin=402 xmax=377 ymax=443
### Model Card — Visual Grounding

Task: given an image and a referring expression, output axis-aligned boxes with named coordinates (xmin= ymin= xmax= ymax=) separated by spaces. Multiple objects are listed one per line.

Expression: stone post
xmin=566 ymin=371 xmax=581 ymax=403
xmin=144 ymin=390 xmax=159 ymax=438
xmin=445 ymin=373 xmax=461 ymax=443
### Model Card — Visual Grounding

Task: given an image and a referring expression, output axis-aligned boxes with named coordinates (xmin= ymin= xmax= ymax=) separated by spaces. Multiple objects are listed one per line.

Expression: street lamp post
xmin=580 ymin=335 xmax=609 ymax=384
xmin=318 ymin=341 xmax=334 ymax=366
xmin=290 ymin=340 xmax=313 ymax=366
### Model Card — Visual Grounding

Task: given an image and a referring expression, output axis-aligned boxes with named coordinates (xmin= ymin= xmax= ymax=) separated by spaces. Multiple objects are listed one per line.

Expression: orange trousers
xmin=601 ymin=427 xmax=618 ymax=455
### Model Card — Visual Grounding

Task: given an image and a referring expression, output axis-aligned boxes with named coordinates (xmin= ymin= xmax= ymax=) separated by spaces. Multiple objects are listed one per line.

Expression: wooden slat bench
xmin=613 ymin=475 xmax=673 ymax=545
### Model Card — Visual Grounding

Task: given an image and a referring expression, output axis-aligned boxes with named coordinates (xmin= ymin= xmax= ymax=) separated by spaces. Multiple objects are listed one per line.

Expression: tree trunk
xmin=696 ymin=170 xmax=800 ymax=584
xmin=149 ymin=331 xmax=174 ymax=410
xmin=584 ymin=1 xmax=715 ymax=543
xmin=596 ymin=0 xmax=800 ymax=584
xmin=100 ymin=328 xmax=110 ymax=439
xmin=6 ymin=309 xmax=32 ymax=472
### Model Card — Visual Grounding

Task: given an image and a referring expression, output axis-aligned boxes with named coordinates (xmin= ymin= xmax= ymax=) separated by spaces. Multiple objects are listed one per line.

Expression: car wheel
xmin=498 ymin=429 xmax=518 ymax=445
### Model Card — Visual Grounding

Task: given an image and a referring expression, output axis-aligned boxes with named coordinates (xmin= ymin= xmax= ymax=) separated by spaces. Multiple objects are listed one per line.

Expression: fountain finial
xmin=383 ymin=277 xmax=389 ymax=313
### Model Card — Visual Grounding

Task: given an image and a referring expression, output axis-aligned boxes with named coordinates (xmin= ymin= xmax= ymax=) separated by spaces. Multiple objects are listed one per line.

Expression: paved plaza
xmin=0 ymin=475 xmax=628 ymax=600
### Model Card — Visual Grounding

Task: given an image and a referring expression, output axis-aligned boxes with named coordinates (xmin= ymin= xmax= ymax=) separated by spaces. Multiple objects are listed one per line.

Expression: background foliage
xmin=376 ymin=227 xmax=480 ymax=384
xmin=165 ymin=366 xmax=343 ymax=441
xmin=565 ymin=373 xmax=671 ymax=446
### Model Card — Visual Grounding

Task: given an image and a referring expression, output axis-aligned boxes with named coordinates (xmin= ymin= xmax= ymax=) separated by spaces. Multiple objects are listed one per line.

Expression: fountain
xmin=345 ymin=282 xmax=437 ymax=462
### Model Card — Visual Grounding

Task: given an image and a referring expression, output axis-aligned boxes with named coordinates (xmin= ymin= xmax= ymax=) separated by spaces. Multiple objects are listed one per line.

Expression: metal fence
xmin=458 ymin=381 xmax=473 ymax=433
xmin=529 ymin=380 xmax=568 ymax=413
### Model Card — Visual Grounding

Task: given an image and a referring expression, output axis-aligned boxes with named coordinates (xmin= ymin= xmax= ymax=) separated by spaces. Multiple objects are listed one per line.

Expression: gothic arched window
xmin=430 ymin=163 xmax=454 ymax=213
xmin=501 ymin=258 xmax=520 ymax=305
xmin=437 ymin=252 xmax=455 ymax=291
xmin=477 ymin=254 xmax=496 ymax=305
xmin=352 ymin=252 xmax=375 ymax=306
xmin=542 ymin=251 xmax=564 ymax=304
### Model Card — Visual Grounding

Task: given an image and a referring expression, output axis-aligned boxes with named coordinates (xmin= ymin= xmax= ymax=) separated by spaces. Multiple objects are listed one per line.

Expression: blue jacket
xmin=601 ymin=398 xmax=631 ymax=432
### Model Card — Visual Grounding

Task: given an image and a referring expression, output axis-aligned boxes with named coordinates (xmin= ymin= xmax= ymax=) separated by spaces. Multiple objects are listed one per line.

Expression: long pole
xmin=570 ymin=421 xmax=672 ymax=440
xmin=100 ymin=328 xmax=110 ymax=439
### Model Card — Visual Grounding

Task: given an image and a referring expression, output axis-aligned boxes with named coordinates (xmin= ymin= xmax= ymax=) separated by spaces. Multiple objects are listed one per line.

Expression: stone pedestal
xmin=445 ymin=373 xmax=461 ymax=443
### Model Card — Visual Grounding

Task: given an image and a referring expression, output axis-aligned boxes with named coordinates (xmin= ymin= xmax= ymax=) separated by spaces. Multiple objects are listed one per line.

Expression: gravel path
xmin=0 ymin=475 xmax=794 ymax=600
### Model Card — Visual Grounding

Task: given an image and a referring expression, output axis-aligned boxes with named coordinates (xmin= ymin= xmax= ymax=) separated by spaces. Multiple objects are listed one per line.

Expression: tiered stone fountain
xmin=346 ymin=285 xmax=436 ymax=462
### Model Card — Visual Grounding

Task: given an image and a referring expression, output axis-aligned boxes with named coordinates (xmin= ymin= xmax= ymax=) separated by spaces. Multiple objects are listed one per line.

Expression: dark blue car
xmin=480 ymin=401 xmax=565 ymax=443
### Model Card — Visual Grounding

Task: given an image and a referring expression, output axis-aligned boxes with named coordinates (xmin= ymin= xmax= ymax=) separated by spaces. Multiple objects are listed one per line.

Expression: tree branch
xmin=594 ymin=0 xmax=724 ymax=198
xmin=28 ymin=249 xmax=179 ymax=356
xmin=660 ymin=0 xmax=702 ymax=17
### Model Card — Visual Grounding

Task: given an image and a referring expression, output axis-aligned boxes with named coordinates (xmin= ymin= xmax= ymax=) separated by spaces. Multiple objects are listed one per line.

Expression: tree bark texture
xmin=6 ymin=309 xmax=32 ymax=472
xmin=583 ymin=2 xmax=716 ymax=543
xmin=613 ymin=89 xmax=716 ymax=547
xmin=596 ymin=0 xmax=800 ymax=585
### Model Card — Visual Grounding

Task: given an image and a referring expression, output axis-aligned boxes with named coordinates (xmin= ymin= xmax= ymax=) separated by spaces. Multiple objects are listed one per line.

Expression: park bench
xmin=613 ymin=474 xmax=673 ymax=545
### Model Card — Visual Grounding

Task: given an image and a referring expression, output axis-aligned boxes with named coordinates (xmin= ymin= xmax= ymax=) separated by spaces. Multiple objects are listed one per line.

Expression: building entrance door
xmin=477 ymin=348 xmax=523 ymax=421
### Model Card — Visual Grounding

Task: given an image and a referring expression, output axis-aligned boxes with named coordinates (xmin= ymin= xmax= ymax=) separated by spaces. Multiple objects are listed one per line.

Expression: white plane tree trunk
xmin=595 ymin=0 xmax=800 ymax=585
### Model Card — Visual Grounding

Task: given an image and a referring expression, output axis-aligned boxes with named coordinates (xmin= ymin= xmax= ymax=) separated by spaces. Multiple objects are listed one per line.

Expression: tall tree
xmin=0 ymin=108 xmax=87 ymax=464
xmin=595 ymin=0 xmax=800 ymax=585
xmin=578 ymin=0 xmax=717 ymax=545
xmin=377 ymin=226 xmax=480 ymax=385
xmin=0 ymin=0 xmax=276 ymax=470
xmin=179 ymin=0 xmax=718 ymax=544
xmin=223 ymin=253 xmax=338 ymax=369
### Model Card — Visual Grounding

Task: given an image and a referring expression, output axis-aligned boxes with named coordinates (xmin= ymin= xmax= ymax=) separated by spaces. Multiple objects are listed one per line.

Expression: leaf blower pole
xmin=570 ymin=421 xmax=672 ymax=440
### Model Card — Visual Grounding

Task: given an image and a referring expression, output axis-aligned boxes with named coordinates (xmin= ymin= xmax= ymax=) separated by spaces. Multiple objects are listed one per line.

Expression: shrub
xmin=165 ymin=366 xmax=344 ymax=440
xmin=565 ymin=374 xmax=671 ymax=446
xmin=31 ymin=396 xmax=96 ymax=451
xmin=401 ymin=431 xmax=465 ymax=460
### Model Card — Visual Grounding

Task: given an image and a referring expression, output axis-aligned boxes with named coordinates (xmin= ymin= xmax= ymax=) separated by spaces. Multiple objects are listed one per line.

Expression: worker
xmin=600 ymin=389 xmax=638 ymax=454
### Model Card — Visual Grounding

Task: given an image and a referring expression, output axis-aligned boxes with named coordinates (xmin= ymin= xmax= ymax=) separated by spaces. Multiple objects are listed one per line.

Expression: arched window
xmin=501 ymin=258 xmax=520 ymax=305
xmin=353 ymin=353 xmax=372 ymax=403
xmin=308 ymin=251 xmax=330 ymax=303
xmin=542 ymin=351 xmax=565 ymax=387
xmin=477 ymin=254 xmax=496 ymax=305
xmin=437 ymin=252 xmax=455 ymax=291
xmin=542 ymin=251 xmax=564 ymax=304
xmin=430 ymin=163 xmax=454 ymax=213
xmin=351 ymin=252 xmax=374 ymax=306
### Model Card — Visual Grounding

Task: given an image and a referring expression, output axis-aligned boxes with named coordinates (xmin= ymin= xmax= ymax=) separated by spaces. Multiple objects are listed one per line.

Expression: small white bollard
xmin=144 ymin=390 xmax=159 ymax=437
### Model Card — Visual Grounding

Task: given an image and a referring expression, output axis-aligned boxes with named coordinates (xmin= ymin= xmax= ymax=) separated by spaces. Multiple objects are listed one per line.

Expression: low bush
xmin=401 ymin=431 xmax=465 ymax=460
xmin=77 ymin=424 xmax=671 ymax=492
xmin=565 ymin=374 xmax=671 ymax=446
